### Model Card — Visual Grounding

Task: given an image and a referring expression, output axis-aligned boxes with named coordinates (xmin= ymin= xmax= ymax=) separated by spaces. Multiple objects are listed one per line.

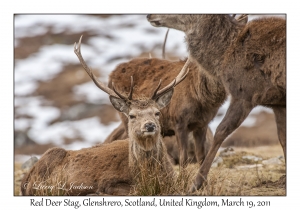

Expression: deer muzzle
xmin=142 ymin=122 xmax=157 ymax=135
xmin=146 ymin=14 xmax=162 ymax=26
xmin=145 ymin=122 xmax=156 ymax=132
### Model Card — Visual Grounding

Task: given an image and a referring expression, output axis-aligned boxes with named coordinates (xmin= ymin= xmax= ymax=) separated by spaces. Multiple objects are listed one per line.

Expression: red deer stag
xmin=147 ymin=14 xmax=286 ymax=191
xmin=21 ymin=36 xmax=189 ymax=195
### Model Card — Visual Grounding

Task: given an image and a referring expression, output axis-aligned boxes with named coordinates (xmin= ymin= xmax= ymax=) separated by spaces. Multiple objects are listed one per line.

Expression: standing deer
xmin=147 ymin=14 xmax=286 ymax=191
xmin=21 ymin=36 xmax=189 ymax=195
xmin=104 ymin=15 xmax=248 ymax=167
xmin=105 ymin=58 xmax=222 ymax=167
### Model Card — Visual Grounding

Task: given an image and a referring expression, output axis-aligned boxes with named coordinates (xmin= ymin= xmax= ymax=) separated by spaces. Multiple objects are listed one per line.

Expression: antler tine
xmin=151 ymin=79 xmax=162 ymax=99
xmin=74 ymin=35 xmax=118 ymax=97
xmin=152 ymin=58 xmax=190 ymax=100
xmin=152 ymin=79 xmax=176 ymax=100
xmin=174 ymin=67 xmax=190 ymax=85
xmin=111 ymin=82 xmax=127 ymax=99
xmin=236 ymin=14 xmax=248 ymax=21
xmin=111 ymin=76 xmax=134 ymax=100
xmin=128 ymin=76 xmax=134 ymax=100
xmin=153 ymin=68 xmax=190 ymax=100
xmin=174 ymin=57 xmax=190 ymax=83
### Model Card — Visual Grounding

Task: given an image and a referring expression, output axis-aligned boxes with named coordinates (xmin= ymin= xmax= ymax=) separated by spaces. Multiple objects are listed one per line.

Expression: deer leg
xmin=175 ymin=126 xmax=189 ymax=168
xmin=193 ymin=126 xmax=208 ymax=164
xmin=272 ymin=106 xmax=286 ymax=161
xmin=190 ymin=99 xmax=253 ymax=192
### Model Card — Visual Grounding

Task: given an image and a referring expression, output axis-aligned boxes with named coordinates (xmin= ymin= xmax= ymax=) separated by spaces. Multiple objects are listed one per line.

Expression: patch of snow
xmin=14 ymin=118 xmax=32 ymax=131
xmin=15 ymin=44 xmax=83 ymax=95
xmin=73 ymin=81 xmax=111 ymax=104
xmin=28 ymin=117 xmax=119 ymax=146
xmin=14 ymin=82 xmax=37 ymax=96
xmin=16 ymin=97 xmax=60 ymax=130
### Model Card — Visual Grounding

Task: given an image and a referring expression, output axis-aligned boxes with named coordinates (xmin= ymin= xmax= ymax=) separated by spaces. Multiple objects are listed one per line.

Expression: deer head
xmin=74 ymin=36 xmax=190 ymax=151
xmin=146 ymin=14 xmax=248 ymax=32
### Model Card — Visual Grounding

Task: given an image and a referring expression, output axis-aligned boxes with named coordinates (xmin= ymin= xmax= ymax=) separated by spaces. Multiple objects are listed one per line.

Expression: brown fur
xmin=21 ymin=116 xmax=173 ymax=196
xmin=164 ymin=127 xmax=213 ymax=165
xmin=147 ymin=14 xmax=286 ymax=191
xmin=21 ymin=140 xmax=131 ymax=195
xmin=106 ymin=58 xmax=226 ymax=166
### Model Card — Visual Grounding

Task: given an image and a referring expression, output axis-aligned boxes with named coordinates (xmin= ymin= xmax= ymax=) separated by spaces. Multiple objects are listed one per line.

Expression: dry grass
xmin=130 ymin=144 xmax=285 ymax=196
xmin=129 ymin=163 xmax=285 ymax=196
xmin=233 ymin=144 xmax=284 ymax=159
xmin=131 ymin=163 xmax=176 ymax=196
xmin=15 ymin=164 xmax=73 ymax=196
xmin=15 ymin=145 xmax=285 ymax=196
xmin=23 ymin=170 xmax=70 ymax=196
xmin=130 ymin=161 xmax=196 ymax=196
xmin=14 ymin=163 xmax=23 ymax=196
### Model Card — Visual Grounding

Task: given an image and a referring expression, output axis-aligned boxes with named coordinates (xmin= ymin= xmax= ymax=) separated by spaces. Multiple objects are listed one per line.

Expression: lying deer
xmin=147 ymin=14 xmax=286 ymax=191
xmin=21 ymin=36 xmax=188 ymax=196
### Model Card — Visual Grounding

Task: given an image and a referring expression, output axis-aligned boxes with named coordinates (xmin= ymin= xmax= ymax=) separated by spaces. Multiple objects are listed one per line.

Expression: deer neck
xmin=194 ymin=67 xmax=227 ymax=106
xmin=186 ymin=15 xmax=242 ymax=78
xmin=128 ymin=135 xmax=164 ymax=170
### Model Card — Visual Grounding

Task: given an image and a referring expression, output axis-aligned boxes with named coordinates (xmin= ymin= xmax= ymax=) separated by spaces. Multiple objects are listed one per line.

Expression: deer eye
xmin=129 ymin=115 xmax=136 ymax=119
xmin=155 ymin=112 xmax=160 ymax=117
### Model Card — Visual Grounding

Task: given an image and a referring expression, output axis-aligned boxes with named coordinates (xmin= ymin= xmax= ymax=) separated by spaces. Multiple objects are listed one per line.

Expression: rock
xmin=242 ymin=155 xmax=262 ymax=162
xmin=236 ymin=164 xmax=263 ymax=170
xmin=278 ymin=155 xmax=284 ymax=162
xmin=21 ymin=156 xmax=38 ymax=170
xmin=219 ymin=147 xmax=235 ymax=157
xmin=262 ymin=157 xmax=284 ymax=165
xmin=211 ymin=157 xmax=223 ymax=168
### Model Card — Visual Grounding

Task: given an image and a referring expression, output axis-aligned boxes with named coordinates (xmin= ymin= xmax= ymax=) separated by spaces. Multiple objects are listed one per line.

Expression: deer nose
xmin=145 ymin=122 xmax=156 ymax=132
xmin=146 ymin=14 xmax=151 ymax=20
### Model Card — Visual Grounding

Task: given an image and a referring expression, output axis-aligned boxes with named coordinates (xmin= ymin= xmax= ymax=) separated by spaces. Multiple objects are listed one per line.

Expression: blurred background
xmin=14 ymin=14 xmax=284 ymax=163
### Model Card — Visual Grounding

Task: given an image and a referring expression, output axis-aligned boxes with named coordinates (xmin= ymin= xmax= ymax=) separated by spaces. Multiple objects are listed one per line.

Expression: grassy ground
xmin=14 ymin=144 xmax=285 ymax=196
xmin=170 ymin=162 xmax=285 ymax=196
xmin=129 ymin=144 xmax=285 ymax=196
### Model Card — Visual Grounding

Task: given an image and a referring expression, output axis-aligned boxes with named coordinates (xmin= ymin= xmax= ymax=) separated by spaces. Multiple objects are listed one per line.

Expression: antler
xmin=74 ymin=35 xmax=133 ymax=99
xmin=152 ymin=57 xmax=190 ymax=100
xmin=236 ymin=14 xmax=248 ymax=21
xmin=128 ymin=76 xmax=134 ymax=100
xmin=162 ymin=28 xmax=169 ymax=59
xmin=232 ymin=14 xmax=248 ymax=21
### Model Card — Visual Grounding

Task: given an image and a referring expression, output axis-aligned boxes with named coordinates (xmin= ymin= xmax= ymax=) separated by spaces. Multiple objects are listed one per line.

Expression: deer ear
xmin=155 ymin=89 xmax=174 ymax=110
xmin=109 ymin=96 xmax=129 ymax=115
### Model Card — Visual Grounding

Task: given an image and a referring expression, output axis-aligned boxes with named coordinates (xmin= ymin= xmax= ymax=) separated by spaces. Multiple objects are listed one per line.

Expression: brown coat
xmin=106 ymin=58 xmax=226 ymax=166
xmin=147 ymin=14 xmax=286 ymax=190
xmin=21 ymin=140 xmax=131 ymax=195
